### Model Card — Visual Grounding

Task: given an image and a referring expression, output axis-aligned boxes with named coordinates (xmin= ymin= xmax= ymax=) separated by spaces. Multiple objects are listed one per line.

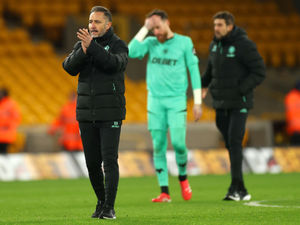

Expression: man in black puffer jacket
xmin=63 ymin=6 xmax=128 ymax=219
xmin=202 ymin=11 xmax=265 ymax=201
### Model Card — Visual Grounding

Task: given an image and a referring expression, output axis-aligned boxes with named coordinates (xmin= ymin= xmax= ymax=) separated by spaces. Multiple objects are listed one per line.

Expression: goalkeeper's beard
xmin=156 ymin=32 xmax=168 ymax=43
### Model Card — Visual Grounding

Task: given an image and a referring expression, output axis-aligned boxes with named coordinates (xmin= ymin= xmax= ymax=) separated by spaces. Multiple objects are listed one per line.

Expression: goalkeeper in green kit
xmin=128 ymin=9 xmax=202 ymax=202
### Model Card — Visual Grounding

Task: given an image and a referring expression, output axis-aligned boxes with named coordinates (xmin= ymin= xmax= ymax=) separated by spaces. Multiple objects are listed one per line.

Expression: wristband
xmin=135 ymin=26 xmax=149 ymax=42
xmin=193 ymin=89 xmax=202 ymax=105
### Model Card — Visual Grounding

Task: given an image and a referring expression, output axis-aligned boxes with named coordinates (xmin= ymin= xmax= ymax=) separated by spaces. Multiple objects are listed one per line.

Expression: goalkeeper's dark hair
xmin=146 ymin=9 xmax=168 ymax=20
xmin=213 ymin=11 xmax=235 ymax=25
xmin=90 ymin=6 xmax=112 ymax=22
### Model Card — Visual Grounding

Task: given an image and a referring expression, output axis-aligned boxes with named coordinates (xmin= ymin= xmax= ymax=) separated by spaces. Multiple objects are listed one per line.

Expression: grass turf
xmin=0 ymin=173 xmax=299 ymax=225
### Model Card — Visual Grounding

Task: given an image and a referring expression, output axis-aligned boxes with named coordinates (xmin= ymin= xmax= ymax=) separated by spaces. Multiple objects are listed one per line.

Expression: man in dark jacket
xmin=63 ymin=6 xmax=128 ymax=219
xmin=202 ymin=11 xmax=265 ymax=201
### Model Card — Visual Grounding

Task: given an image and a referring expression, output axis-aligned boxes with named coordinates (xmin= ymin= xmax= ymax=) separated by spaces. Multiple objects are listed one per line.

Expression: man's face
xmin=214 ymin=18 xmax=233 ymax=39
xmin=88 ymin=12 xmax=111 ymax=38
xmin=151 ymin=15 xmax=169 ymax=43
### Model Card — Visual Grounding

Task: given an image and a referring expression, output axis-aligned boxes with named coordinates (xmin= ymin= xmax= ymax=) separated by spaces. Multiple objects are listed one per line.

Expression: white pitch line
xmin=244 ymin=200 xmax=300 ymax=208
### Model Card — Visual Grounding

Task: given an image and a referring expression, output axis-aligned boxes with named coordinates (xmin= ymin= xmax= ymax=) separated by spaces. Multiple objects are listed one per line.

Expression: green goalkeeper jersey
xmin=128 ymin=34 xmax=201 ymax=97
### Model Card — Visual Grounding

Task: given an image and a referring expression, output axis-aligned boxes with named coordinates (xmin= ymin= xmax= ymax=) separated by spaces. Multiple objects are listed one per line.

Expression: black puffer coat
xmin=63 ymin=28 xmax=128 ymax=121
xmin=202 ymin=26 xmax=265 ymax=109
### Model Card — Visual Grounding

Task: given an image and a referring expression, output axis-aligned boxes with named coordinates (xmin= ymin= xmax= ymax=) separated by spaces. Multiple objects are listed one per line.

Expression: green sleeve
xmin=189 ymin=64 xmax=201 ymax=90
xmin=128 ymin=38 xmax=149 ymax=59
xmin=185 ymin=37 xmax=201 ymax=90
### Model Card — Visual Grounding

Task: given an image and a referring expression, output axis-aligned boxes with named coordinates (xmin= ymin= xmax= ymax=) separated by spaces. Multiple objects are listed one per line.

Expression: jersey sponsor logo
xmin=226 ymin=46 xmax=235 ymax=57
xmin=211 ymin=44 xmax=217 ymax=52
xmin=111 ymin=121 xmax=120 ymax=128
xmin=151 ymin=57 xmax=178 ymax=66
xmin=104 ymin=45 xmax=110 ymax=51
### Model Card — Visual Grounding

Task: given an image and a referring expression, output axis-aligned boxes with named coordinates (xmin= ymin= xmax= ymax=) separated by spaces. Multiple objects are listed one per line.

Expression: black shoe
xmin=239 ymin=190 xmax=251 ymax=201
xmin=99 ymin=207 xmax=116 ymax=220
xmin=223 ymin=190 xmax=251 ymax=201
xmin=91 ymin=201 xmax=104 ymax=218
xmin=223 ymin=190 xmax=240 ymax=201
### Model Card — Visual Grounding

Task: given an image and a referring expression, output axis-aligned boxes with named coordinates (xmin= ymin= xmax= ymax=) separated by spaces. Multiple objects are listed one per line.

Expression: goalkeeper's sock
xmin=179 ymin=175 xmax=187 ymax=181
xmin=161 ymin=186 xmax=169 ymax=194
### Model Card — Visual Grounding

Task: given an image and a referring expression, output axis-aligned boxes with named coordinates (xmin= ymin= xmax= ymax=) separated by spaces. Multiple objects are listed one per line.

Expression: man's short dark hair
xmin=213 ymin=11 xmax=235 ymax=25
xmin=90 ymin=6 xmax=112 ymax=22
xmin=146 ymin=9 xmax=168 ymax=20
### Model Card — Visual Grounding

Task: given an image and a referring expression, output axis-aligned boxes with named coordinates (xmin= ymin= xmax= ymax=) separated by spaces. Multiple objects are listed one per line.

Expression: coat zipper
xmin=218 ymin=42 xmax=223 ymax=54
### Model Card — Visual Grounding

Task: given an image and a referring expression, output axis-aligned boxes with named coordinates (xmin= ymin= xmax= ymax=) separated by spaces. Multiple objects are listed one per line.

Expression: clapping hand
xmin=77 ymin=28 xmax=92 ymax=54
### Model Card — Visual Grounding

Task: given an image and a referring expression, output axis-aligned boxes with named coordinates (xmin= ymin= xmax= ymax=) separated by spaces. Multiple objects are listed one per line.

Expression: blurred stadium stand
xmin=0 ymin=0 xmax=299 ymax=151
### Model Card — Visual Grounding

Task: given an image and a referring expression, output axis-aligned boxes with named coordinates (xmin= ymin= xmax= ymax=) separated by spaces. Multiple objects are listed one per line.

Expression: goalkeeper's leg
xmin=150 ymin=129 xmax=171 ymax=202
xmin=170 ymin=127 xmax=192 ymax=200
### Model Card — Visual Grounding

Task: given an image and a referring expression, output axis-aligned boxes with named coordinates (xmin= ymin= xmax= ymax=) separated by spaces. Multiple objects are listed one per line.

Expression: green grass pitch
xmin=0 ymin=173 xmax=299 ymax=225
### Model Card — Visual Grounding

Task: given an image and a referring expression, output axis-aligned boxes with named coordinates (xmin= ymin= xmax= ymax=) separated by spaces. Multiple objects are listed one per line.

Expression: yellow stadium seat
xmin=267 ymin=43 xmax=282 ymax=68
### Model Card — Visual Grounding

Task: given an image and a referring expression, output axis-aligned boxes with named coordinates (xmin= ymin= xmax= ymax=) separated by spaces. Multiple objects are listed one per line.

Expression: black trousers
xmin=216 ymin=109 xmax=247 ymax=191
xmin=0 ymin=143 xmax=9 ymax=154
xmin=79 ymin=121 xmax=121 ymax=208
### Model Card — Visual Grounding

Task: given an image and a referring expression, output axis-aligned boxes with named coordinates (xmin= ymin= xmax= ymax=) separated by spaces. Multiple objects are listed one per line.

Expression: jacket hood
xmin=214 ymin=26 xmax=247 ymax=44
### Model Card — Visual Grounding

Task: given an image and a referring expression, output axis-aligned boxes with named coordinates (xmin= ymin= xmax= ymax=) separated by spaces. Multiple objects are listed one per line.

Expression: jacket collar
xmin=93 ymin=27 xmax=114 ymax=46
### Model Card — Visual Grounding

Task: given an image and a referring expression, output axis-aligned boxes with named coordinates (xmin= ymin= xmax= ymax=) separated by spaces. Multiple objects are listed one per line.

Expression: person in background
xmin=285 ymin=80 xmax=300 ymax=145
xmin=0 ymin=87 xmax=21 ymax=154
xmin=201 ymin=11 xmax=265 ymax=201
xmin=128 ymin=9 xmax=202 ymax=203
xmin=62 ymin=6 xmax=128 ymax=220
xmin=48 ymin=92 xmax=83 ymax=151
